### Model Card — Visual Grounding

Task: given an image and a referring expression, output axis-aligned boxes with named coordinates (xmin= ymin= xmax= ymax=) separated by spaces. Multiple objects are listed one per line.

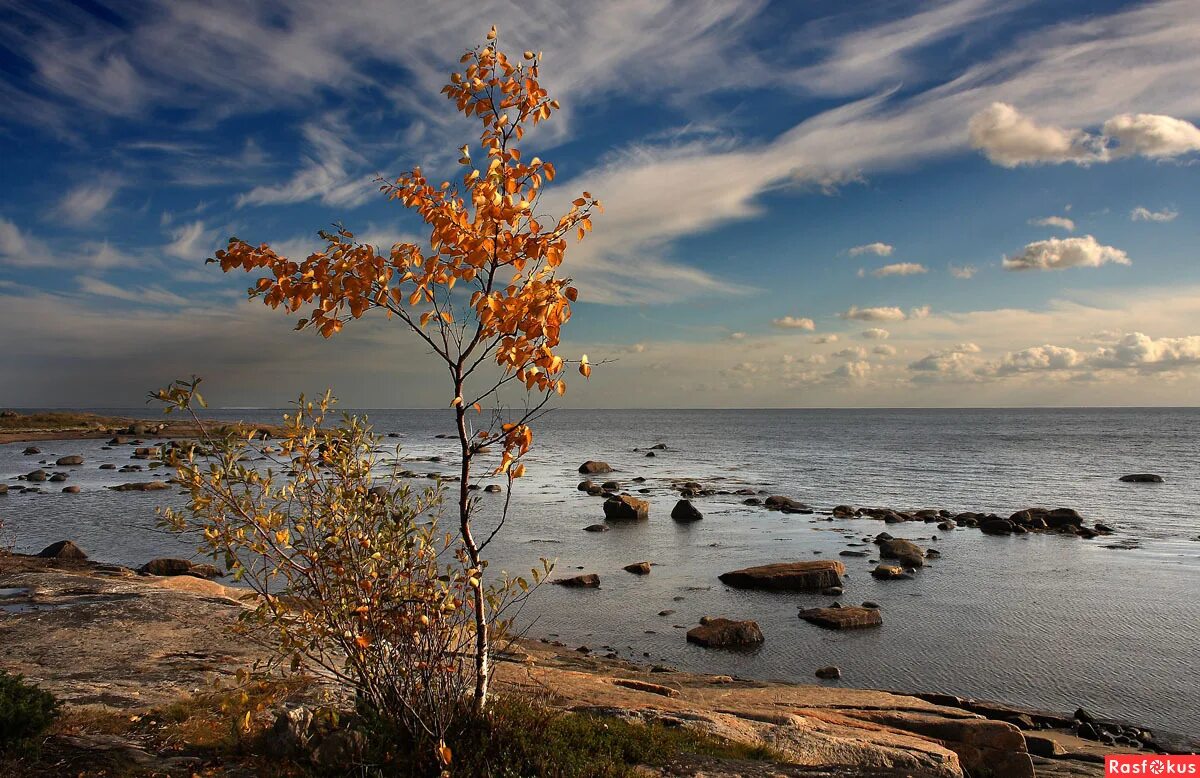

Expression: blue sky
xmin=1 ymin=0 xmax=1198 ymax=408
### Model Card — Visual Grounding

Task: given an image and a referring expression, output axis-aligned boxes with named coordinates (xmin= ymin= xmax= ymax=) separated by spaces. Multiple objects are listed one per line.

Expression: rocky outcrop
xmin=671 ymin=499 xmax=703 ymax=523
xmin=799 ymin=606 xmax=883 ymax=630
xmin=553 ymin=573 xmax=600 ymax=588
xmin=719 ymin=560 xmax=844 ymax=591
xmin=578 ymin=461 xmax=613 ymax=475
xmin=685 ymin=617 xmax=764 ymax=648
xmin=603 ymin=494 xmax=649 ymax=521
xmin=1119 ymin=473 xmax=1163 ymax=483
xmin=37 ymin=540 xmax=88 ymax=560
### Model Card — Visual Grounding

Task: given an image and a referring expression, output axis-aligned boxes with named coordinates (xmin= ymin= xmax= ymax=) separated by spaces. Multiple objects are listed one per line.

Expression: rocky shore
xmin=2 ymin=550 xmax=1191 ymax=777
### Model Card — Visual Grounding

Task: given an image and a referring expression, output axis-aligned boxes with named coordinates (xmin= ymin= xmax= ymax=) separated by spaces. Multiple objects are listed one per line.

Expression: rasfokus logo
xmin=1107 ymin=756 xmax=1200 ymax=775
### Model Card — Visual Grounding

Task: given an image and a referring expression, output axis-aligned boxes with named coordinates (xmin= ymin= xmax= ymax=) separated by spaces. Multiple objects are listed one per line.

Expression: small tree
xmin=212 ymin=27 xmax=599 ymax=712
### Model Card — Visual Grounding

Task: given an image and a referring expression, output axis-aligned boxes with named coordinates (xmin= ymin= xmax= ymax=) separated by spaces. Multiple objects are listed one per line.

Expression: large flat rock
xmin=719 ymin=560 xmax=845 ymax=591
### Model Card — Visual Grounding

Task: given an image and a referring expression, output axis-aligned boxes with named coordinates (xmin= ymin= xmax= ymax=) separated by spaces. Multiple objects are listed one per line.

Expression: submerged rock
xmin=553 ymin=573 xmax=600 ymax=588
xmin=800 ymin=606 xmax=883 ymax=630
xmin=719 ymin=560 xmax=844 ymax=591
xmin=685 ymin=617 xmax=764 ymax=648
xmin=111 ymin=481 xmax=171 ymax=492
xmin=1119 ymin=473 xmax=1163 ymax=483
xmin=582 ymin=524 xmax=610 ymax=533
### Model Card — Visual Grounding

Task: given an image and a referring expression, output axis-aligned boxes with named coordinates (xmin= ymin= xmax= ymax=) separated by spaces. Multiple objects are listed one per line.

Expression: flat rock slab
xmin=799 ymin=606 xmax=883 ymax=630
xmin=719 ymin=560 xmax=844 ymax=591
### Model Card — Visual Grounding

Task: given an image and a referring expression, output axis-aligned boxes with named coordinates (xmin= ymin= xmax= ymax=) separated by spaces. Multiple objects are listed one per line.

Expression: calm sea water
xmin=3 ymin=408 xmax=1198 ymax=735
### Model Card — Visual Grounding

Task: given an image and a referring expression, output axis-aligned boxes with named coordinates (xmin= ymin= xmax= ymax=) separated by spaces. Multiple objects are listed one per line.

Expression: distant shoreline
xmin=0 ymin=411 xmax=280 ymax=445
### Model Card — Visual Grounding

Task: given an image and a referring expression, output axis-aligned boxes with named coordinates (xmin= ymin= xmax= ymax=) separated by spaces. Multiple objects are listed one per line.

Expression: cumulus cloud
xmin=872 ymin=262 xmax=927 ymax=277
xmin=968 ymin=103 xmax=1100 ymax=167
xmin=833 ymin=346 xmax=867 ymax=359
xmin=841 ymin=305 xmax=902 ymax=321
xmin=909 ymin=343 xmax=983 ymax=380
xmin=830 ymin=360 xmax=872 ymax=380
xmin=994 ymin=344 xmax=1086 ymax=374
xmin=1130 ymin=206 xmax=1178 ymax=223
xmin=1090 ymin=332 xmax=1200 ymax=371
xmin=1103 ymin=113 xmax=1200 ymax=159
xmin=970 ymin=103 xmax=1200 ymax=167
xmin=1002 ymin=235 xmax=1130 ymax=272
xmin=861 ymin=328 xmax=889 ymax=339
xmin=948 ymin=264 xmax=978 ymax=279
xmin=873 ymin=344 xmax=897 ymax=357
xmin=811 ymin=334 xmax=839 ymax=344
xmin=1030 ymin=215 xmax=1075 ymax=231
xmin=848 ymin=242 xmax=894 ymax=257
xmin=772 ymin=315 xmax=815 ymax=330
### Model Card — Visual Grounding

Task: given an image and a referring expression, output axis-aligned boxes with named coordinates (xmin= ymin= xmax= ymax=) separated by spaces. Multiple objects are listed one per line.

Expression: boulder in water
xmin=553 ymin=573 xmax=600 ymax=588
xmin=685 ymin=617 xmax=764 ymax=649
xmin=578 ymin=461 xmax=613 ymax=475
xmin=800 ymin=606 xmax=882 ymax=630
xmin=1118 ymin=473 xmax=1163 ymax=483
xmin=671 ymin=499 xmax=703 ymax=523
xmin=603 ymin=494 xmax=649 ymax=521
xmin=55 ymin=455 xmax=84 ymax=466
xmin=719 ymin=560 xmax=844 ymax=591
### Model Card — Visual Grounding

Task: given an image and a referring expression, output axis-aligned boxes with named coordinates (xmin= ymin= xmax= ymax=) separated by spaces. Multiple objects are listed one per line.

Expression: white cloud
xmin=968 ymin=102 xmax=1100 ymax=167
xmin=811 ymin=334 xmax=839 ymax=344
xmin=861 ymin=328 xmax=889 ymax=339
xmin=909 ymin=343 xmax=984 ymax=380
xmin=948 ymin=264 xmax=978 ymax=279
xmin=872 ymin=344 xmax=897 ymax=357
xmin=1029 ymin=215 xmax=1075 ymax=231
xmin=1130 ymin=206 xmax=1178 ymax=223
xmin=727 ymin=332 xmax=746 ymax=340
xmin=833 ymin=346 xmax=867 ymax=359
xmin=994 ymin=344 xmax=1085 ymax=374
xmin=830 ymin=360 xmax=872 ymax=380
xmin=237 ymin=120 xmax=374 ymax=208
xmin=840 ymin=305 xmax=906 ymax=322
xmin=165 ymin=220 xmax=218 ymax=260
xmin=1090 ymin=332 xmax=1200 ymax=371
xmin=872 ymin=262 xmax=927 ymax=277
xmin=1103 ymin=113 xmax=1200 ymax=159
xmin=970 ymin=103 xmax=1200 ymax=167
xmin=77 ymin=277 xmax=188 ymax=306
xmin=1002 ymin=235 xmax=1130 ymax=272
xmin=771 ymin=315 xmax=815 ymax=330
xmin=0 ymin=217 xmax=132 ymax=269
xmin=53 ymin=180 xmax=120 ymax=226
xmin=847 ymin=242 xmax=894 ymax=257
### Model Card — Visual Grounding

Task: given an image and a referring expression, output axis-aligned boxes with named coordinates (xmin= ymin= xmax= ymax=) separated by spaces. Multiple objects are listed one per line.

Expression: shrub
xmin=154 ymin=380 xmax=549 ymax=769
xmin=0 ymin=672 xmax=59 ymax=749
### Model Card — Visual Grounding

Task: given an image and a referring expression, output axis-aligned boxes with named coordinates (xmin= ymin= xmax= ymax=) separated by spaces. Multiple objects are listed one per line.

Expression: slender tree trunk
xmin=455 ymin=384 xmax=489 ymax=713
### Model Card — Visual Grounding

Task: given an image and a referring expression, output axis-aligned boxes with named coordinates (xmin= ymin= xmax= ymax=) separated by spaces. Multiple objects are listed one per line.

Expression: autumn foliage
xmin=211 ymin=27 xmax=599 ymax=714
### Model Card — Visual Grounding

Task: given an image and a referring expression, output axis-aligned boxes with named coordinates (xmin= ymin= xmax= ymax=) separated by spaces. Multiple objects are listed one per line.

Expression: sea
xmin=3 ymin=407 xmax=1198 ymax=735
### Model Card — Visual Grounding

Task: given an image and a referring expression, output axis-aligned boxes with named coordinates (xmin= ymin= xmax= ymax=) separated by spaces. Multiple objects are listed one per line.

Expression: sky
xmin=1 ymin=0 xmax=1199 ymax=409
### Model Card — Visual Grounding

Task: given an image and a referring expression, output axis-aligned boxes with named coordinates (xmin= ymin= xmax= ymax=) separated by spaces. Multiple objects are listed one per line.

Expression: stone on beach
xmin=800 ymin=606 xmax=883 ymax=630
xmin=718 ymin=560 xmax=844 ymax=591
xmin=603 ymin=494 xmax=649 ymax=521
xmin=685 ymin=616 xmax=764 ymax=648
